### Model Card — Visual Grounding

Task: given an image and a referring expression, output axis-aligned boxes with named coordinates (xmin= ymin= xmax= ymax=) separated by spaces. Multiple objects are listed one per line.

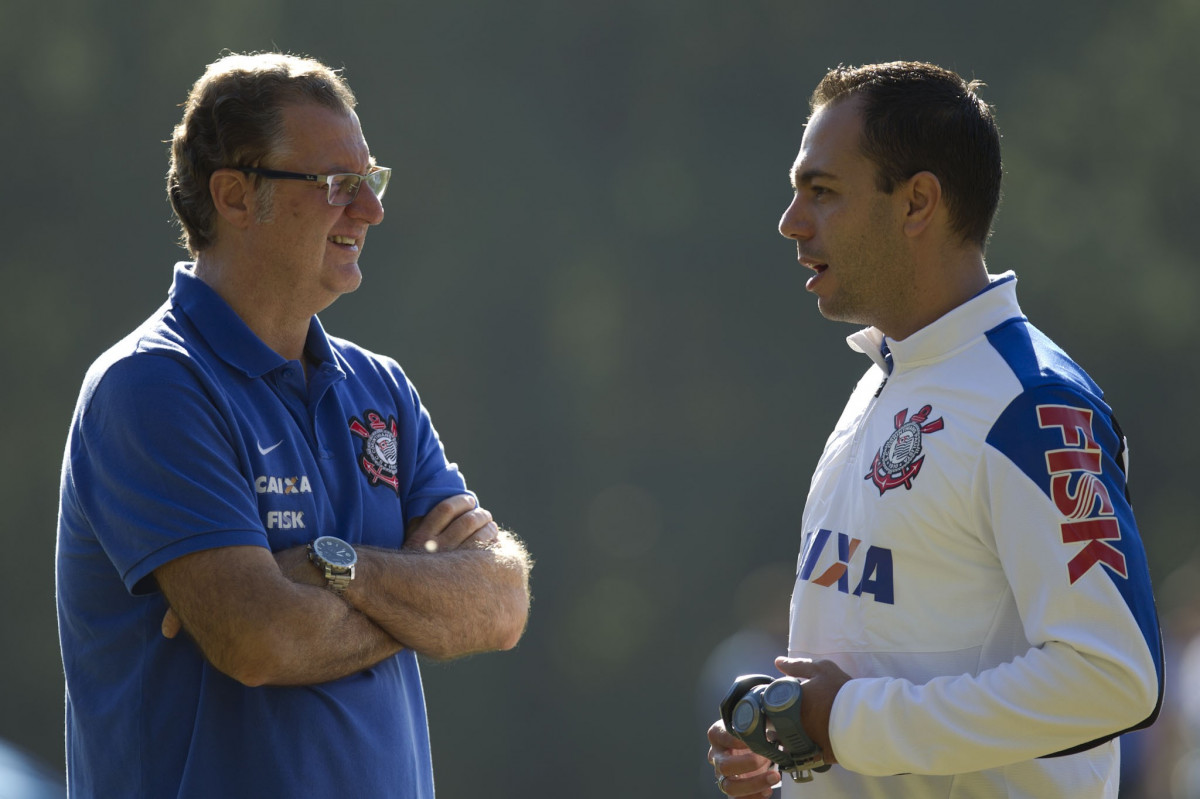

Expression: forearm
xmin=158 ymin=547 xmax=405 ymax=687
xmin=345 ymin=530 xmax=532 ymax=660
xmin=234 ymin=583 xmax=406 ymax=686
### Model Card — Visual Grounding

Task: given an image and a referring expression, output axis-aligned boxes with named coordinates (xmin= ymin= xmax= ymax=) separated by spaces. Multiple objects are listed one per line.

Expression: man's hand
xmin=775 ymin=656 xmax=852 ymax=766
xmin=403 ymin=494 xmax=498 ymax=553
xmin=707 ymin=718 xmax=781 ymax=797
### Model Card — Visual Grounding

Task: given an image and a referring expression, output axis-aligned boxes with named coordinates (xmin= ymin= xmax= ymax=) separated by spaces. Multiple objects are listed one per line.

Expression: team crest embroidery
xmin=348 ymin=410 xmax=400 ymax=493
xmin=866 ymin=405 xmax=945 ymax=495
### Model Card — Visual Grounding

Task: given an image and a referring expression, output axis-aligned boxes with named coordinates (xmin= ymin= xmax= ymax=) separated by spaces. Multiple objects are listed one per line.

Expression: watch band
xmin=323 ymin=565 xmax=353 ymax=595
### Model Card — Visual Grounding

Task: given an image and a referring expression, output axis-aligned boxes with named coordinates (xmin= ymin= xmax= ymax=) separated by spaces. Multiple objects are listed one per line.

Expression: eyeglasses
xmin=238 ymin=165 xmax=392 ymax=206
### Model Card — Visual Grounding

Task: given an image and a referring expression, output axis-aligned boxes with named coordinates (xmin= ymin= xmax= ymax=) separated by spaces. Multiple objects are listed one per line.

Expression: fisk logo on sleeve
xmin=1037 ymin=404 xmax=1128 ymax=584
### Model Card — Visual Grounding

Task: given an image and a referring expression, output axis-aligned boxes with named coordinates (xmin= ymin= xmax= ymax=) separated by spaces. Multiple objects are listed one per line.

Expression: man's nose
xmin=348 ymin=184 xmax=385 ymax=225
xmin=778 ymin=196 xmax=812 ymax=241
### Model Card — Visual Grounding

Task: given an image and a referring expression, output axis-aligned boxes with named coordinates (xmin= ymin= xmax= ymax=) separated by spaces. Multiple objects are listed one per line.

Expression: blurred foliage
xmin=2 ymin=0 xmax=1196 ymax=796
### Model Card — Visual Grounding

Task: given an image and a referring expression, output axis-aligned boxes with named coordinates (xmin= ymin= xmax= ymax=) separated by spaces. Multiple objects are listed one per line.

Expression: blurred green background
xmin=4 ymin=0 xmax=1199 ymax=796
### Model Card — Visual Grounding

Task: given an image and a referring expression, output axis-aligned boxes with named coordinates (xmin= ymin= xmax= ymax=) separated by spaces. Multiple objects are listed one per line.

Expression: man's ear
xmin=901 ymin=170 xmax=942 ymax=238
xmin=209 ymin=168 xmax=255 ymax=230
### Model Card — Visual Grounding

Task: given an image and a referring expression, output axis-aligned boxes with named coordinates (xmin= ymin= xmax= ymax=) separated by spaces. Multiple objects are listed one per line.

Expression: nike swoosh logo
xmin=257 ymin=439 xmax=284 ymax=455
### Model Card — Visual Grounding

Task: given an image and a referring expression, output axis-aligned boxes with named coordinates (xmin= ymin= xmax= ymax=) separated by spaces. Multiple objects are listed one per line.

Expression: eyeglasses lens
xmin=366 ymin=170 xmax=390 ymax=201
xmin=327 ymin=175 xmax=360 ymax=206
xmin=326 ymin=170 xmax=390 ymax=206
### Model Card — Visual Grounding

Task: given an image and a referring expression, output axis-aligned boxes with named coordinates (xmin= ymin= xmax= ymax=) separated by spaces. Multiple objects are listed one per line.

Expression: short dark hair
xmin=167 ymin=52 xmax=358 ymax=256
xmin=811 ymin=61 xmax=1002 ymax=248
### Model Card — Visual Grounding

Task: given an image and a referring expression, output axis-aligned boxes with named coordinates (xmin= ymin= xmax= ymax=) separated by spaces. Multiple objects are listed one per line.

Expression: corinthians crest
xmin=349 ymin=410 xmax=401 ymax=493
xmin=866 ymin=405 xmax=945 ymax=495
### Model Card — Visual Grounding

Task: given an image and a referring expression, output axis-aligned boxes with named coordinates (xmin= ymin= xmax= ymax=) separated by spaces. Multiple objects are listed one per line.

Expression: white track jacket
xmin=787 ymin=273 xmax=1162 ymax=798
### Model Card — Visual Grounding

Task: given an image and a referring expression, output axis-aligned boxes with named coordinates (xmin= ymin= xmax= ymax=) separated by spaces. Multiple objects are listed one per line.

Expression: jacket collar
xmin=846 ymin=271 xmax=1023 ymax=374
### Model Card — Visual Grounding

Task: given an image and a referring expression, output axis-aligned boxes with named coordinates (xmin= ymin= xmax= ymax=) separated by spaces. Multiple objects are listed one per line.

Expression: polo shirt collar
xmin=847 ymin=271 xmax=1023 ymax=374
xmin=169 ymin=262 xmax=342 ymax=380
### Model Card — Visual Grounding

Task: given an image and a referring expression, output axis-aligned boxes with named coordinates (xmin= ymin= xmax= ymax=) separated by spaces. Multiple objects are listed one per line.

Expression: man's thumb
xmin=775 ymin=656 xmax=815 ymax=677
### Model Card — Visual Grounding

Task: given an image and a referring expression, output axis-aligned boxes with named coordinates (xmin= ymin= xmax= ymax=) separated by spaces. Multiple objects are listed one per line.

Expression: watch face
xmin=313 ymin=536 xmax=357 ymax=567
xmin=732 ymin=697 xmax=760 ymax=735
xmin=763 ymin=678 xmax=801 ymax=712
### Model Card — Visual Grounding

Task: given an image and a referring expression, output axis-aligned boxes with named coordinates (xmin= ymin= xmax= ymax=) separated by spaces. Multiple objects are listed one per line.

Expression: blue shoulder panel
xmin=984 ymin=318 xmax=1162 ymax=731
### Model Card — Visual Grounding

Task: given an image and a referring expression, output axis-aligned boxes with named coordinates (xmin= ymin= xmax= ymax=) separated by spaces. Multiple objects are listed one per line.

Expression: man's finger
xmin=439 ymin=507 xmax=494 ymax=543
xmin=775 ymin=656 xmax=815 ymax=677
xmin=708 ymin=719 xmax=742 ymax=750
xmin=422 ymin=494 xmax=477 ymax=530
xmin=410 ymin=494 xmax=475 ymax=535
xmin=466 ymin=521 xmax=499 ymax=547
xmin=161 ymin=608 xmax=181 ymax=639
xmin=404 ymin=495 xmax=479 ymax=550
xmin=715 ymin=766 xmax=781 ymax=797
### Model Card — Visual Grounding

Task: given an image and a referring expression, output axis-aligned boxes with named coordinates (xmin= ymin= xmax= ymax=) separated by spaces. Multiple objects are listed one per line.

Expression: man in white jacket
xmin=706 ymin=61 xmax=1162 ymax=799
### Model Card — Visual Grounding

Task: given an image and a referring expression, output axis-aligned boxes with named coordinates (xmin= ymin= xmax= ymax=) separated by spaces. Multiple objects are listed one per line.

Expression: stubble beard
xmin=817 ymin=203 xmax=913 ymax=333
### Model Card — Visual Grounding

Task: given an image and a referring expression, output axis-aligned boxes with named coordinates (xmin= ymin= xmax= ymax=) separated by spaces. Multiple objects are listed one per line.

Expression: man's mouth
xmin=329 ymin=235 xmax=359 ymax=250
xmin=799 ymin=257 xmax=828 ymax=291
xmin=799 ymin=256 xmax=827 ymax=273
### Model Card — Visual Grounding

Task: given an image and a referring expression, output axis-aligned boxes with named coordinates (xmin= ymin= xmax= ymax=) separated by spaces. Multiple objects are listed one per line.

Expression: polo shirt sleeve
xmin=389 ymin=364 xmax=472 ymax=524
xmin=69 ymin=352 xmax=269 ymax=595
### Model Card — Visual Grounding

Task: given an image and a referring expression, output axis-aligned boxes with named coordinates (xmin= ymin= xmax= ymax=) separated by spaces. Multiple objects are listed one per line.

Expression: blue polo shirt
xmin=57 ymin=263 xmax=470 ymax=798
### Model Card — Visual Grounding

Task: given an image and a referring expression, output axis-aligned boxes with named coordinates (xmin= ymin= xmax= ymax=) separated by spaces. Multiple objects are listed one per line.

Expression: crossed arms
xmin=155 ymin=494 xmax=532 ymax=687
